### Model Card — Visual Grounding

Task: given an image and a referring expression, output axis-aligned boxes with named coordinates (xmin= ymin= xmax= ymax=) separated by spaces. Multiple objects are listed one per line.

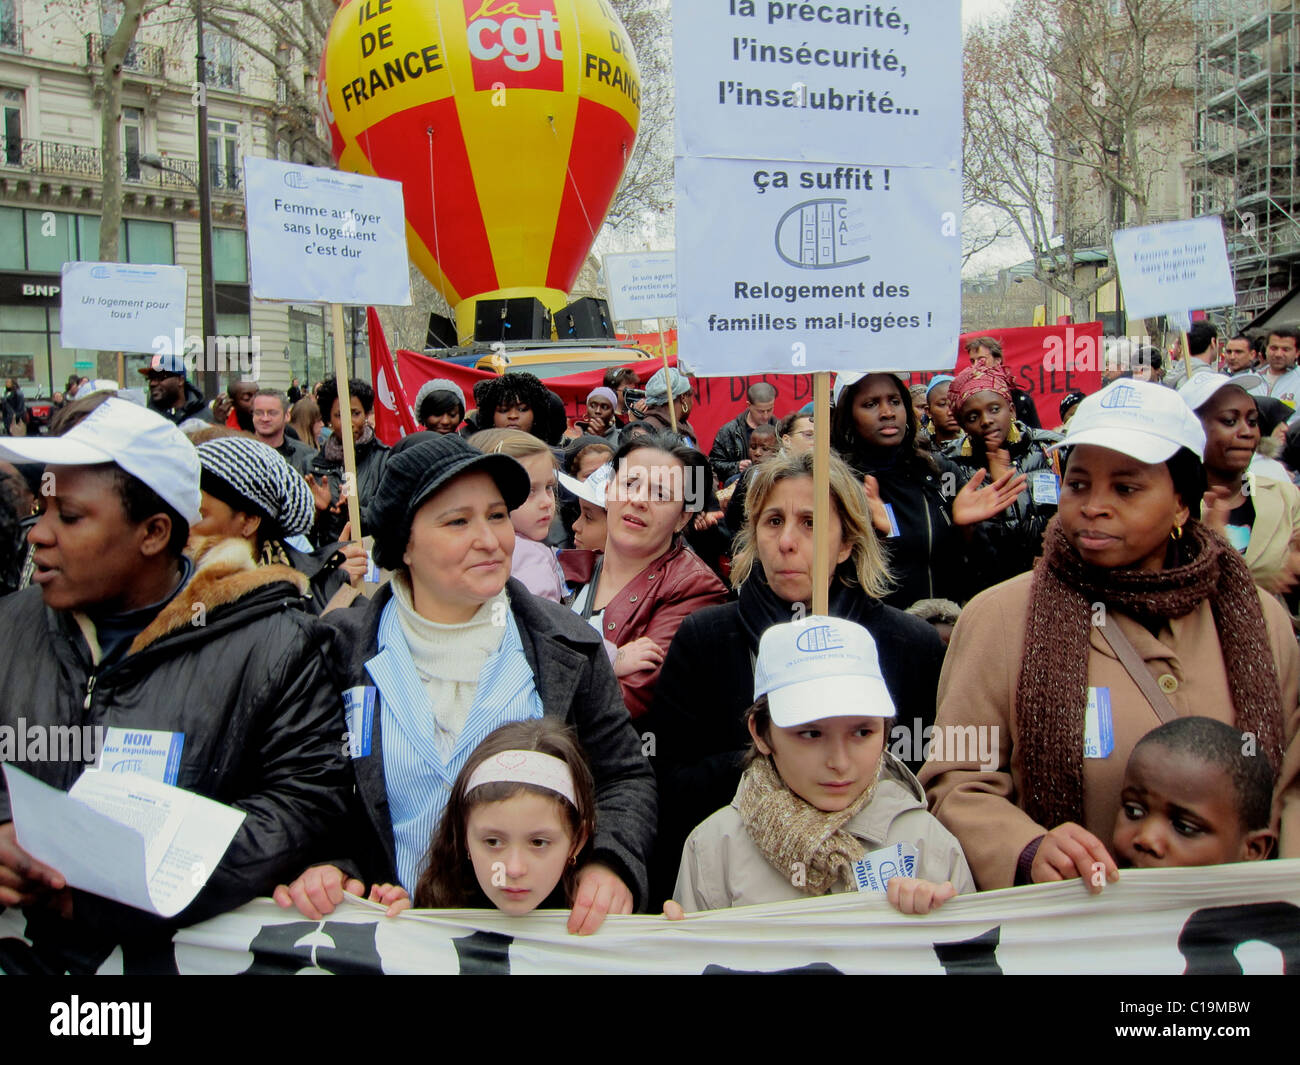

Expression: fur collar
xmin=126 ymin=537 xmax=308 ymax=656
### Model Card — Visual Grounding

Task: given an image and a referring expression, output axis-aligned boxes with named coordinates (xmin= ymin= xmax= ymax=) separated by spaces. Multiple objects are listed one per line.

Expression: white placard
xmin=1111 ymin=216 xmax=1236 ymax=319
xmin=674 ymin=0 xmax=961 ymax=169
xmin=243 ymin=156 xmax=412 ymax=306
xmin=59 ymin=262 xmax=188 ymax=354
xmin=675 ymin=156 xmax=961 ymax=375
xmin=603 ymin=251 xmax=678 ymax=321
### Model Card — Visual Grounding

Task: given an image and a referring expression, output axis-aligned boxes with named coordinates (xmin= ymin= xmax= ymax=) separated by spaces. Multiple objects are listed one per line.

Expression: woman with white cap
xmin=413 ymin=378 xmax=466 ymax=435
xmin=921 ymin=379 xmax=1300 ymax=891
xmin=1179 ymin=373 xmax=1300 ymax=600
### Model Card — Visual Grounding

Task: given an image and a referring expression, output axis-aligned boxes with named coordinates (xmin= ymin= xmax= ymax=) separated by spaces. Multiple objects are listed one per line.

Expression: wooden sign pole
xmin=811 ymin=371 xmax=831 ymax=617
xmin=660 ymin=318 xmax=678 ymax=433
xmin=329 ymin=302 xmax=366 ymax=572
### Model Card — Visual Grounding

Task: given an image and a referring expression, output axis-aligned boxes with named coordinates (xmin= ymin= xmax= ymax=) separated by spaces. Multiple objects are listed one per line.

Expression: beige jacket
xmin=1214 ymin=471 xmax=1300 ymax=593
xmin=674 ymin=753 xmax=976 ymax=912
xmin=919 ymin=571 xmax=1300 ymax=890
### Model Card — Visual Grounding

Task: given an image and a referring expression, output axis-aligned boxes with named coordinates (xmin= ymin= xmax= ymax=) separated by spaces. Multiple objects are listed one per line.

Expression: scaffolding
xmin=1192 ymin=0 xmax=1300 ymax=330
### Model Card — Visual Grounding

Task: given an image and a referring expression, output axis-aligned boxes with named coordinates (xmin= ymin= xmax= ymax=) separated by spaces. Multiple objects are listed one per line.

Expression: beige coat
xmin=674 ymin=753 xmax=976 ymax=912
xmin=1219 ymin=471 xmax=1300 ymax=593
xmin=919 ymin=571 xmax=1300 ymax=890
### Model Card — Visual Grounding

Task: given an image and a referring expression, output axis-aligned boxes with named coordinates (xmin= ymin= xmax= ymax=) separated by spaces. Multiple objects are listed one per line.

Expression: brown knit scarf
xmin=734 ymin=755 xmax=881 ymax=896
xmin=1018 ymin=517 xmax=1285 ymax=831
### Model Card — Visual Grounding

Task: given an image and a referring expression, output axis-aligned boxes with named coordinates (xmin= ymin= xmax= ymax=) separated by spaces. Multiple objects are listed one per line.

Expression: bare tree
xmin=964 ymin=0 xmax=1195 ymax=322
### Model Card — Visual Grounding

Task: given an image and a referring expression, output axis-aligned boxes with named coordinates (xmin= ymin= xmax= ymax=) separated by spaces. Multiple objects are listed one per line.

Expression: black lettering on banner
xmin=1177 ymin=901 xmax=1300 ymax=974
xmin=452 ymin=929 xmax=513 ymax=974
xmin=932 ymin=925 xmax=1003 ymax=974
xmin=239 ymin=920 xmax=384 ymax=975
xmin=701 ymin=961 xmax=843 ymax=974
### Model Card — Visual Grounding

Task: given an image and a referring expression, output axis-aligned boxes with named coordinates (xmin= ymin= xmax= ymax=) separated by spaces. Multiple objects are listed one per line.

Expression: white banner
xmin=3 ymin=861 xmax=1298 ymax=974
xmin=59 ymin=262 xmax=188 ymax=354
xmin=1112 ymin=215 xmax=1236 ymax=319
xmin=675 ymin=157 xmax=961 ymax=375
xmin=672 ymin=0 xmax=962 ymax=376
xmin=243 ymin=157 xmax=412 ymax=307
xmin=673 ymin=0 xmax=961 ymax=170
xmin=603 ymin=251 xmax=678 ymax=322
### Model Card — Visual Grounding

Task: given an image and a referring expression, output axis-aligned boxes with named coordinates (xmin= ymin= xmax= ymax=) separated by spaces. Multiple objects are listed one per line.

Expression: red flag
xmin=368 ymin=307 xmax=419 ymax=444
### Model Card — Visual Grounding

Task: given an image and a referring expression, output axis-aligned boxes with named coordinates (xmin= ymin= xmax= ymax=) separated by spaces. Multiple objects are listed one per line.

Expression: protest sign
xmin=673 ymin=1 xmax=961 ymax=170
xmin=603 ymin=251 xmax=678 ymax=322
xmin=59 ymin=262 xmax=187 ymax=354
xmin=3 ymin=861 xmax=1297 ymax=975
xmin=675 ymin=156 xmax=961 ymax=375
xmin=243 ymin=156 xmax=412 ymax=307
xmin=1111 ymin=216 xmax=1235 ymax=321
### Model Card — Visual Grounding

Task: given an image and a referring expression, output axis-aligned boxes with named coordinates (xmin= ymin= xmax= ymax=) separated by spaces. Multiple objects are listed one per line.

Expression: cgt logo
xmin=465 ymin=0 xmax=564 ymax=92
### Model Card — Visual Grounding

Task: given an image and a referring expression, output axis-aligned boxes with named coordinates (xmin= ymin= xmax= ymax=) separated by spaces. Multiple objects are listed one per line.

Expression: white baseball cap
xmin=0 ymin=396 xmax=201 ymax=526
xmin=754 ymin=616 xmax=895 ymax=728
xmin=1178 ymin=372 xmax=1266 ymax=412
xmin=1049 ymin=378 xmax=1206 ymax=465
xmin=558 ymin=462 xmax=613 ymax=510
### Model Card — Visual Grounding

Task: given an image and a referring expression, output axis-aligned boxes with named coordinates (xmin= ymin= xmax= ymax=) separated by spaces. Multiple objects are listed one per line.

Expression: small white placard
xmin=1111 ymin=216 xmax=1235 ymax=319
xmin=59 ymin=262 xmax=188 ymax=353
xmin=603 ymin=251 xmax=678 ymax=321
xmin=243 ymin=156 xmax=412 ymax=306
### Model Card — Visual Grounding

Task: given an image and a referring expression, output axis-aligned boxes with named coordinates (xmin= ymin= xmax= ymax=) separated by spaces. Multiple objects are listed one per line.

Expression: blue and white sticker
xmin=1084 ymin=687 xmax=1114 ymax=759
xmin=343 ymin=686 xmax=375 ymax=759
xmin=881 ymin=503 xmax=901 ymax=538
xmin=852 ymin=842 xmax=919 ymax=893
xmin=95 ymin=727 xmax=184 ymax=785
xmin=364 ymin=550 xmax=382 ymax=584
xmin=1030 ymin=471 xmax=1060 ymax=506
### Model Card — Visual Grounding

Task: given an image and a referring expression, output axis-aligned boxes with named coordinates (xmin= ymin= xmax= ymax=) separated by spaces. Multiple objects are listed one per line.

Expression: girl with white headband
xmin=374 ymin=719 xmax=597 ymax=915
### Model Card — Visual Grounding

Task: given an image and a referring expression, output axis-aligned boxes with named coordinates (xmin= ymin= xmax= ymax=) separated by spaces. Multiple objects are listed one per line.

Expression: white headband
xmin=465 ymin=750 xmax=577 ymax=807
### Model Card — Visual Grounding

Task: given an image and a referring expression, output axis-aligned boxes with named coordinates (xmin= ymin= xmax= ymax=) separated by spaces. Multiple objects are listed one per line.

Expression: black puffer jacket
xmin=647 ymin=567 xmax=946 ymax=901
xmin=943 ymin=423 xmax=1063 ymax=596
xmin=148 ymin=380 xmax=212 ymax=426
xmin=308 ymin=433 xmax=389 ymax=547
xmin=0 ymin=541 xmax=351 ymax=973
xmin=323 ymin=578 xmax=658 ymax=910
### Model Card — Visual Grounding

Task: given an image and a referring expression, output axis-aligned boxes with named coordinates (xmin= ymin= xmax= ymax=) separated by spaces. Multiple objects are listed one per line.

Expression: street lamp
xmin=139 ymin=151 xmax=218 ymax=402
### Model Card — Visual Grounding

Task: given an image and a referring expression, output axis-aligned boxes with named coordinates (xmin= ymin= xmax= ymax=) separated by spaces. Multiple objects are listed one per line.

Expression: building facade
xmin=0 ymin=0 xmax=365 ymax=399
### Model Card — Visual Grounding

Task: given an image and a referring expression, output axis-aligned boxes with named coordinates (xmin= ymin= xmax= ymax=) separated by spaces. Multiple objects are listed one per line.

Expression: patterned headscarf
xmin=949 ymin=364 xmax=1015 ymax=415
xmin=196 ymin=436 xmax=315 ymax=537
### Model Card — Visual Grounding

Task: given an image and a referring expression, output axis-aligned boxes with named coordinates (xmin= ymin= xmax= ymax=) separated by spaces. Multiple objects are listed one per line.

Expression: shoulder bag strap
xmin=1094 ymin=616 xmax=1179 ymax=725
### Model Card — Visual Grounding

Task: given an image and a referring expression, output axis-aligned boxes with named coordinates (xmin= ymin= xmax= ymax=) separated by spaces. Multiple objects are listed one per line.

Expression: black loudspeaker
xmin=473 ymin=298 xmax=552 ymax=343
xmin=425 ymin=313 xmax=457 ymax=349
xmin=555 ymin=297 xmax=613 ymax=339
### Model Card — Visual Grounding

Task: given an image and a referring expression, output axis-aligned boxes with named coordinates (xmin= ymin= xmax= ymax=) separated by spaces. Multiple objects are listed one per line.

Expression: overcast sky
xmin=963 ymin=0 xmax=1014 ymax=24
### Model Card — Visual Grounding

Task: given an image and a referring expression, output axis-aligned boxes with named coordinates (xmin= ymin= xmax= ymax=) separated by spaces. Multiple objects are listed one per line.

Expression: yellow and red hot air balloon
xmin=321 ymin=0 xmax=640 ymax=341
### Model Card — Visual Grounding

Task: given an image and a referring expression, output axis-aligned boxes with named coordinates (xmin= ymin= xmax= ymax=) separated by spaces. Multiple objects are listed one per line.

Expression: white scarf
xmin=389 ymin=571 xmax=508 ymax=756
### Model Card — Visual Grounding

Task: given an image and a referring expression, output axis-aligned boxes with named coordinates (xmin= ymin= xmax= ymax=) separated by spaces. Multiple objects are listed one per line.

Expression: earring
xmin=568 ymin=854 xmax=578 ymax=867
xmin=1171 ymin=523 xmax=1184 ymax=541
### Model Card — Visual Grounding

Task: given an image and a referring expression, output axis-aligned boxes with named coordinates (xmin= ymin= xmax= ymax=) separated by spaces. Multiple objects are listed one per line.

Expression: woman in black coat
xmin=648 ymin=450 xmax=947 ymax=900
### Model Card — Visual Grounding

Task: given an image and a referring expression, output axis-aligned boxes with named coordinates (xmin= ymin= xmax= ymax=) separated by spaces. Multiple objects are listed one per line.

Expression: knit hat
xmin=366 ymin=432 xmax=530 ymax=570
xmin=196 ymin=436 xmax=315 ymax=537
xmin=587 ymin=386 xmax=618 ymax=407
xmin=644 ymin=367 xmax=691 ymax=407
xmin=414 ymin=378 xmax=466 ymax=418
xmin=925 ymin=374 xmax=955 ymax=397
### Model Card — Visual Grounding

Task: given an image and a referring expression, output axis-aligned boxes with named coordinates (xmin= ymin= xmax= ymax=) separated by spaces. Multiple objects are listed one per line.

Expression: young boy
xmin=1113 ymin=717 xmax=1276 ymax=869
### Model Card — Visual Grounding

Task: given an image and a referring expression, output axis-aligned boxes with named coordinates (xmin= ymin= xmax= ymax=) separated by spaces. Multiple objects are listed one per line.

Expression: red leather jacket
xmin=573 ymin=541 xmax=728 ymax=719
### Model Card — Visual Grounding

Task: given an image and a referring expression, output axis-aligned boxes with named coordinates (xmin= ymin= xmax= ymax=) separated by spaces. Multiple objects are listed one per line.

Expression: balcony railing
xmin=85 ymin=33 xmax=165 ymax=78
xmin=0 ymin=137 xmax=228 ymax=195
xmin=203 ymin=60 xmax=240 ymax=92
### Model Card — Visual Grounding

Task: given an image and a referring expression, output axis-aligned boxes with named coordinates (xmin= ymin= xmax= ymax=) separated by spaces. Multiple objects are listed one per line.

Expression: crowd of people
xmin=1 ymin=326 xmax=1299 ymax=973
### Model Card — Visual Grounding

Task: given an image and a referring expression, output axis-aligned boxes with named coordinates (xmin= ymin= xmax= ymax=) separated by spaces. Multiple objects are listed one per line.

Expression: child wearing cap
xmin=670 ymin=616 xmax=974 ymax=915
xmin=1113 ymin=717 xmax=1275 ymax=870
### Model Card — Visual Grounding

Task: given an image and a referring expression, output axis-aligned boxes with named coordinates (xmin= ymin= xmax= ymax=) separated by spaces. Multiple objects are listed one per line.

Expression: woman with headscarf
xmin=193 ymin=436 xmax=366 ymax=614
xmin=832 ymin=372 xmax=1026 ymax=608
xmin=921 ymin=379 xmax=1300 ymax=890
xmin=944 ymin=364 xmax=1063 ymax=594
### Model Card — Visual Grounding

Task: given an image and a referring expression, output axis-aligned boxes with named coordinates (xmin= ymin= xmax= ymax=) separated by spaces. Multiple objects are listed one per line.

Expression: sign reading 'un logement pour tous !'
xmin=673 ymin=0 xmax=962 ymax=376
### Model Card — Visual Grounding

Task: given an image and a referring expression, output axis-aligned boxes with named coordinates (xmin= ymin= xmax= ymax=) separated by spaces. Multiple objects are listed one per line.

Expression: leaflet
xmin=2 ymin=764 xmax=245 ymax=918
